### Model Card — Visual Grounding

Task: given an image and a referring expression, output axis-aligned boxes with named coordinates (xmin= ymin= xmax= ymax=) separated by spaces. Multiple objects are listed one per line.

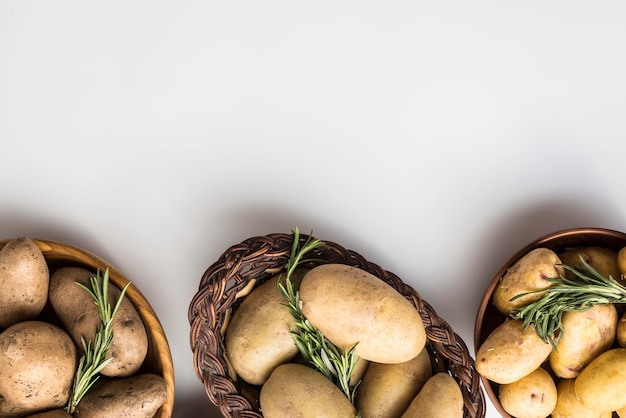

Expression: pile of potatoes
xmin=476 ymin=245 xmax=626 ymax=417
xmin=224 ymin=263 xmax=465 ymax=418
xmin=0 ymin=237 xmax=167 ymax=418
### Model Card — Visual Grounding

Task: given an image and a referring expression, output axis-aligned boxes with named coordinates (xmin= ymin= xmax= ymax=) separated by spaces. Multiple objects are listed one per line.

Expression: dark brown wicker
xmin=189 ymin=232 xmax=485 ymax=418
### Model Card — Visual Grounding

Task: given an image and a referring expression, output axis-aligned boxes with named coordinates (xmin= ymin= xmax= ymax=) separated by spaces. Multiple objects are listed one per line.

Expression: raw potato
xmin=618 ymin=246 xmax=626 ymax=277
xmin=617 ymin=310 xmax=626 ymax=347
xmin=499 ymin=367 xmax=557 ymax=418
xmin=25 ymin=410 xmax=73 ymax=418
xmin=260 ymin=363 xmax=357 ymax=418
xmin=549 ymin=303 xmax=617 ymax=378
xmin=72 ymin=373 xmax=167 ymax=418
xmin=574 ymin=348 xmax=626 ymax=412
xmin=225 ymin=269 xmax=307 ymax=385
xmin=0 ymin=321 xmax=76 ymax=417
xmin=493 ymin=248 xmax=564 ymax=316
xmin=355 ymin=347 xmax=432 ymax=418
xmin=552 ymin=379 xmax=611 ymax=418
xmin=476 ymin=319 xmax=552 ymax=384
xmin=299 ymin=264 xmax=426 ymax=364
xmin=400 ymin=372 xmax=463 ymax=418
xmin=48 ymin=266 xmax=148 ymax=377
xmin=559 ymin=246 xmax=621 ymax=282
xmin=0 ymin=237 xmax=49 ymax=328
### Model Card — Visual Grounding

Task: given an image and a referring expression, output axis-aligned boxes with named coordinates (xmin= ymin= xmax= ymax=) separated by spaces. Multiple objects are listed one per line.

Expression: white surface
xmin=2 ymin=2 xmax=626 ymax=417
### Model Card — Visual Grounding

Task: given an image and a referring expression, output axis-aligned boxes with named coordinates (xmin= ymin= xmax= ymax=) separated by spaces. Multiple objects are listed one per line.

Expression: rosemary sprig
xmin=276 ymin=228 xmax=361 ymax=404
xmin=511 ymin=256 xmax=626 ymax=349
xmin=65 ymin=268 xmax=130 ymax=414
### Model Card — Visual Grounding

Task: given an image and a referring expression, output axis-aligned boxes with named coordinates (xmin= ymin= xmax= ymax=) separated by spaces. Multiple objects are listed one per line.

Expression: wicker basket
xmin=189 ymin=232 xmax=485 ymax=418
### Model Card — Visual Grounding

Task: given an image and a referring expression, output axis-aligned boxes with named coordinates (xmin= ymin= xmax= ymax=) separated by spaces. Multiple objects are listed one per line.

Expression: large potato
xmin=26 ymin=411 xmax=73 ymax=418
xmin=549 ymin=303 xmax=617 ymax=378
xmin=476 ymin=319 xmax=552 ymax=384
xmin=559 ymin=246 xmax=621 ymax=282
xmin=299 ymin=264 xmax=426 ymax=364
xmin=0 ymin=237 xmax=49 ymax=328
xmin=400 ymin=372 xmax=463 ymax=418
xmin=493 ymin=248 xmax=564 ymax=316
xmin=48 ymin=266 xmax=148 ymax=377
xmin=224 ymin=269 xmax=308 ymax=385
xmin=574 ymin=348 xmax=626 ymax=412
xmin=260 ymin=363 xmax=357 ymax=418
xmin=499 ymin=367 xmax=557 ymax=418
xmin=355 ymin=347 xmax=432 ymax=418
xmin=0 ymin=321 xmax=76 ymax=417
xmin=552 ymin=379 xmax=611 ymax=418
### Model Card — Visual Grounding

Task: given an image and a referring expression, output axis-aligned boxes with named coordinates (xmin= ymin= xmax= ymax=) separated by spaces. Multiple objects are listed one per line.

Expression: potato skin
xmin=0 ymin=237 xmax=49 ymax=328
xmin=493 ymin=248 xmax=564 ymax=316
xmin=499 ymin=367 xmax=557 ymax=418
xmin=476 ymin=319 xmax=552 ymax=385
xmin=549 ymin=303 xmax=617 ymax=378
xmin=72 ymin=374 xmax=167 ymax=418
xmin=552 ymin=379 xmax=611 ymax=418
xmin=48 ymin=267 xmax=148 ymax=377
xmin=574 ymin=348 xmax=626 ymax=412
xmin=356 ymin=347 xmax=432 ymax=418
xmin=0 ymin=321 xmax=76 ymax=417
xmin=260 ymin=363 xmax=357 ymax=418
xmin=299 ymin=264 xmax=426 ymax=364
xmin=559 ymin=246 xmax=621 ymax=282
xmin=25 ymin=410 xmax=73 ymax=418
xmin=400 ymin=372 xmax=463 ymax=418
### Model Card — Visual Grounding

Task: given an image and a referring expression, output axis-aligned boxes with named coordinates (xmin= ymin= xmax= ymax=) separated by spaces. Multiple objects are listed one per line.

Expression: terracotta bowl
xmin=0 ymin=238 xmax=175 ymax=418
xmin=474 ymin=227 xmax=626 ymax=417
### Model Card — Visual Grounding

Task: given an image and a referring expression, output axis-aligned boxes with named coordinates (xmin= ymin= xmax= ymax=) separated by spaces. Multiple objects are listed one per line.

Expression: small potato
xmin=72 ymin=374 xmax=167 ymax=418
xmin=25 ymin=410 xmax=73 ymax=418
xmin=549 ymin=303 xmax=617 ymax=378
xmin=356 ymin=347 xmax=432 ymax=418
xmin=48 ymin=267 xmax=148 ymax=377
xmin=400 ymin=372 xmax=463 ymax=418
xmin=493 ymin=248 xmax=564 ymax=316
xmin=616 ymin=310 xmax=626 ymax=348
xmin=0 ymin=321 xmax=76 ymax=417
xmin=499 ymin=367 xmax=557 ymax=418
xmin=0 ymin=237 xmax=49 ymax=328
xmin=559 ymin=247 xmax=621 ymax=282
xmin=618 ymin=246 xmax=626 ymax=277
xmin=260 ymin=363 xmax=357 ymax=418
xmin=476 ymin=319 xmax=552 ymax=385
xmin=300 ymin=264 xmax=426 ymax=364
xmin=552 ymin=379 xmax=611 ymax=418
xmin=574 ymin=348 xmax=626 ymax=412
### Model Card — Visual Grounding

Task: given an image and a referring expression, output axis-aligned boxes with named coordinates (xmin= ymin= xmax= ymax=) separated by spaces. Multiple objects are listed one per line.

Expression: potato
xmin=616 ymin=310 xmax=626 ymax=348
xmin=225 ymin=269 xmax=307 ymax=385
xmin=549 ymin=303 xmax=617 ymax=378
xmin=355 ymin=347 xmax=432 ymax=418
xmin=618 ymin=404 xmax=626 ymax=418
xmin=72 ymin=373 xmax=167 ymax=418
xmin=552 ymin=379 xmax=611 ymax=418
xmin=400 ymin=372 xmax=463 ymax=418
xmin=48 ymin=267 xmax=148 ymax=377
xmin=618 ymin=246 xmax=626 ymax=276
xmin=0 ymin=237 xmax=49 ymax=328
xmin=559 ymin=246 xmax=621 ymax=282
xmin=574 ymin=348 xmax=626 ymax=412
xmin=499 ymin=367 xmax=557 ymax=418
xmin=0 ymin=321 xmax=76 ymax=417
xmin=350 ymin=357 xmax=370 ymax=387
xmin=476 ymin=319 xmax=552 ymax=384
xmin=493 ymin=248 xmax=564 ymax=316
xmin=260 ymin=363 xmax=357 ymax=418
xmin=25 ymin=410 xmax=73 ymax=418
xmin=299 ymin=264 xmax=426 ymax=364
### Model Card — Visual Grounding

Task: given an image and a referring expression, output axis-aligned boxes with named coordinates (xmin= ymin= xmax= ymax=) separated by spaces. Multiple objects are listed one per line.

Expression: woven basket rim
xmin=189 ymin=232 xmax=485 ymax=418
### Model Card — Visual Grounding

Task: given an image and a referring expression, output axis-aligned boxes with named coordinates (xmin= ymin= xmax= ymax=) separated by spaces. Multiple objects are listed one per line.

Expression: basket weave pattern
xmin=189 ymin=233 xmax=485 ymax=418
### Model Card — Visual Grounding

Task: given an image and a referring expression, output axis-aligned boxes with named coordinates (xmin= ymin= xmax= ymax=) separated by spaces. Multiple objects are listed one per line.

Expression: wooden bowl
xmin=189 ymin=231 xmax=486 ymax=418
xmin=0 ymin=238 xmax=175 ymax=418
xmin=474 ymin=227 xmax=626 ymax=417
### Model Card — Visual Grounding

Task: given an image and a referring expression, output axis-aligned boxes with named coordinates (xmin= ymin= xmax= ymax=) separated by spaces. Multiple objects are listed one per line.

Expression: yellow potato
xmin=260 ymin=363 xmax=357 ymax=418
xmin=552 ymin=379 xmax=611 ymax=418
xmin=400 ymin=372 xmax=463 ymax=418
xmin=559 ymin=247 xmax=621 ymax=282
xmin=616 ymin=310 xmax=626 ymax=348
xmin=618 ymin=246 xmax=626 ymax=277
xmin=476 ymin=319 xmax=552 ymax=384
xmin=25 ymin=411 xmax=73 ymax=418
xmin=299 ymin=264 xmax=426 ymax=364
xmin=549 ymin=303 xmax=617 ymax=378
xmin=499 ymin=367 xmax=557 ymax=418
xmin=574 ymin=348 xmax=626 ymax=412
xmin=350 ymin=357 xmax=370 ymax=387
xmin=355 ymin=347 xmax=432 ymax=418
xmin=493 ymin=248 xmax=564 ymax=316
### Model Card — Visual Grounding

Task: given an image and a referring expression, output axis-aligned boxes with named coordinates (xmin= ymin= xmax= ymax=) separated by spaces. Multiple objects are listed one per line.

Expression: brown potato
xmin=616 ymin=310 xmax=626 ymax=348
xmin=0 ymin=237 xmax=49 ymax=328
xmin=493 ymin=248 xmax=564 ymax=316
xmin=574 ymin=348 xmax=626 ymax=412
xmin=552 ymin=379 xmax=611 ymax=418
xmin=400 ymin=372 xmax=463 ymax=418
xmin=0 ymin=321 xmax=76 ymax=417
xmin=355 ymin=347 xmax=432 ymax=418
xmin=499 ymin=367 xmax=557 ymax=418
xmin=559 ymin=247 xmax=621 ymax=282
xmin=72 ymin=374 xmax=167 ymax=418
xmin=48 ymin=267 xmax=148 ymax=377
xmin=25 ymin=410 xmax=73 ymax=418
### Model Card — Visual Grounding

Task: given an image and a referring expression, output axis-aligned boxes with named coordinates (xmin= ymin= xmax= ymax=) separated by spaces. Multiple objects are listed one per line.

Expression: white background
xmin=2 ymin=1 xmax=626 ymax=417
